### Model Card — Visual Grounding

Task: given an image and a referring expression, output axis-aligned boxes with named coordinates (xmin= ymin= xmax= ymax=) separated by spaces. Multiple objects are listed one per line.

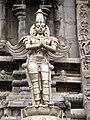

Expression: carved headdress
xmin=30 ymin=9 xmax=50 ymax=37
xmin=35 ymin=9 xmax=45 ymax=23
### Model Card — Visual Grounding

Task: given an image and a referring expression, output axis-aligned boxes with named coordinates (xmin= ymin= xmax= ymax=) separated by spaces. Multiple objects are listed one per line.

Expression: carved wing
xmin=6 ymin=37 xmax=30 ymax=59
xmin=48 ymin=36 xmax=69 ymax=59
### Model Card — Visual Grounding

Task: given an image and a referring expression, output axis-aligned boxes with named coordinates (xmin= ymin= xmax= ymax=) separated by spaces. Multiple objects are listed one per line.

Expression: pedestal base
xmin=21 ymin=105 xmax=62 ymax=120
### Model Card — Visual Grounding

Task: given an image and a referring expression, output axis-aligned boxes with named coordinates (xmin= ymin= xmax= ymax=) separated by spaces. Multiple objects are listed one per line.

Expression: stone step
xmin=12 ymin=79 xmax=28 ymax=86
xmin=71 ymin=109 xmax=85 ymax=119
xmin=7 ymin=92 xmax=83 ymax=103
xmin=6 ymin=93 xmax=32 ymax=101
xmin=12 ymin=76 xmax=81 ymax=87
xmin=1 ymin=116 xmax=20 ymax=120
xmin=54 ymin=58 xmax=80 ymax=64
xmin=52 ymin=93 xmax=83 ymax=103
xmin=13 ymin=70 xmax=81 ymax=84
xmin=0 ymin=56 xmax=13 ymax=62
xmin=52 ymin=76 xmax=81 ymax=84
xmin=7 ymin=100 xmax=32 ymax=107
xmin=6 ymin=92 xmax=83 ymax=108
xmin=13 ymin=70 xmax=25 ymax=78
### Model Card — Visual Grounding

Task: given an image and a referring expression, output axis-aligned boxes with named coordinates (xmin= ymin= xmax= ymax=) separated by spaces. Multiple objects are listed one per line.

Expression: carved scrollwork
xmin=80 ymin=39 xmax=90 ymax=56
xmin=84 ymin=41 xmax=90 ymax=55
xmin=78 ymin=3 xmax=90 ymax=106
xmin=79 ymin=4 xmax=88 ymax=18
xmin=82 ymin=55 xmax=90 ymax=70
xmin=79 ymin=4 xmax=90 ymax=57
xmin=79 ymin=4 xmax=89 ymax=38
xmin=79 ymin=3 xmax=90 ymax=71
xmin=84 ymin=88 xmax=90 ymax=101
xmin=80 ymin=21 xmax=89 ymax=36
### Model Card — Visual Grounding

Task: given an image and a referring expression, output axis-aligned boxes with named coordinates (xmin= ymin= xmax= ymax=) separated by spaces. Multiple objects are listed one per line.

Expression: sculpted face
xmin=35 ymin=20 xmax=46 ymax=35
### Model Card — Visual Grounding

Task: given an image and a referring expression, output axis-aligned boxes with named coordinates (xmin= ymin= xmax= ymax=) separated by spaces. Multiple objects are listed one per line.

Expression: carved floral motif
xmin=79 ymin=3 xmax=90 ymax=70
xmin=77 ymin=2 xmax=90 ymax=110
xmin=80 ymin=21 xmax=89 ymax=36
xmin=79 ymin=4 xmax=88 ymax=18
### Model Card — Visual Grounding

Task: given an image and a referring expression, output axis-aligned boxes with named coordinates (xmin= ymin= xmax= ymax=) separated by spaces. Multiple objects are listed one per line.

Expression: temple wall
xmin=0 ymin=0 xmax=90 ymax=120
xmin=5 ymin=0 xmax=79 ymax=58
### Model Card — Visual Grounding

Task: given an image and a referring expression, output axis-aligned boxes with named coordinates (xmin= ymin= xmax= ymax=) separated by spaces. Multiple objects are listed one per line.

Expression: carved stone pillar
xmin=12 ymin=4 xmax=26 ymax=41
xmin=76 ymin=0 xmax=90 ymax=119
xmin=54 ymin=0 xmax=63 ymax=38
xmin=0 ymin=0 xmax=6 ymax=40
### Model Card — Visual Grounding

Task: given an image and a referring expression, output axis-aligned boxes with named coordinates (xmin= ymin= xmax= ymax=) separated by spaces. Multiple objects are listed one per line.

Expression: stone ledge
xmin=53 ymin=58 xmax=80 ymax=63
xmin=0 ymin=56 xmax=13 ymax=62
xmin=1 ymin=116 xmax=20 ymax=120
xmin=6 ymin=93 xmax=83 ymax=107
xmin=71 ymin=109 xmax=85 ymax=119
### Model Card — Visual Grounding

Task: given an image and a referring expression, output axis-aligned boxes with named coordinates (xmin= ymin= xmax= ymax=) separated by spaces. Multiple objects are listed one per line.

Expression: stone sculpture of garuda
xmin=6 ymin=9 xmax=68 ymax=105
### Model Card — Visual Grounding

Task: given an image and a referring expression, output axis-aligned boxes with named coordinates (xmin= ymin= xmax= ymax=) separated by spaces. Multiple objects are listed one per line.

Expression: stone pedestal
xmin=21 ymin=105 xmax=62 ymax=120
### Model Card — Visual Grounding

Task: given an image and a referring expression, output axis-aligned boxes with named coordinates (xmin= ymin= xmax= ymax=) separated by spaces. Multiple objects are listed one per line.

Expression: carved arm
xmin=23 ymin=36 xmax=40 ymax=50
xmin=42 ymin=37 xmax=58 ymax=53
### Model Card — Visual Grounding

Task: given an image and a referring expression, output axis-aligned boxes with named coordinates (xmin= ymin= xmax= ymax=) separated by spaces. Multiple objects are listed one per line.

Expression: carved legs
xmin=32 ymin=77 xmax=41 ymax=105
xmin=27 ymin=61 xmax=50 ymax=105
xmin=27 ymin=62 xmax=41 ymax=105
xmin=41 ymin=64 xmax=50 ymax=104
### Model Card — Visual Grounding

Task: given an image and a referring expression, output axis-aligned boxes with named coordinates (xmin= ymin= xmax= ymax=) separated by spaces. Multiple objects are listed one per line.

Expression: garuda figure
xmin=6 ymin=9 xmax=68 ymax=105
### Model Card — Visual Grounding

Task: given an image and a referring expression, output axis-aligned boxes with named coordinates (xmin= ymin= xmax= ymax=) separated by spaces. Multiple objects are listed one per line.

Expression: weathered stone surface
xmin=21 ymin=105 xmax=62 ymax=120
xmin=71 ymin=109 xmax=85 ymax=119
xmin=52 ymin=93 xmax=83 ymax=107
xmin=0 ymin=0 xmax=89 ymax=119
xmin=0 ymin=0 xmax=6 ymax=40
xmin=0 ymin=92 xmax=9 ymax=100
xmin=0 ymin=56 xmax=12 ymax=61
xmin=1 ymin=116 xmax=20 ymax=120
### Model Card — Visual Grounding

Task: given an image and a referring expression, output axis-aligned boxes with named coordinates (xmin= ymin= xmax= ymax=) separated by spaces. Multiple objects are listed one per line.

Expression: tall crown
xmin=35 ymin=9 xmax=45 ymax=22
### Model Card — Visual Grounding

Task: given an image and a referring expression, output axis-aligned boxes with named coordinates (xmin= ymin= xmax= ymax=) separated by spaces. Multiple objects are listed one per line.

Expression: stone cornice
xmin=76 ymin=0 xmax=89 ymax=5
